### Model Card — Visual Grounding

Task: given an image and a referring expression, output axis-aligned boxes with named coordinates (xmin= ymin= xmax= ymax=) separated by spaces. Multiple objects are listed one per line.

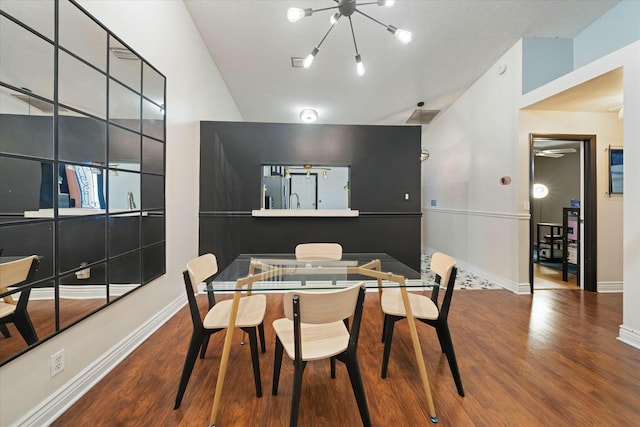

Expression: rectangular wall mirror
xmin=0 ymin=0 xmax=165 ymax=366
xmin=262 ymin=165 xmax=350 ymax=210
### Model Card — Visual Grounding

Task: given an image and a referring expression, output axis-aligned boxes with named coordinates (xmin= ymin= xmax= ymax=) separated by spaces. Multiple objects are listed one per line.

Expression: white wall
xmin=0 ymin=1 xmax=242 ymax=426
xmin=422 ymin=40 xmax=529 ymax=292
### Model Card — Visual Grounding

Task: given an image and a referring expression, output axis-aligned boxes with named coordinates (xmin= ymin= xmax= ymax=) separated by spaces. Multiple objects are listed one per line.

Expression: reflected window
xmin=262 ymin=165 xmax=350 ymax=210
xmin=109 ymin=170 xmax=140 ymax=212
xmin=59 ymin=164 xmax=105 ymax=210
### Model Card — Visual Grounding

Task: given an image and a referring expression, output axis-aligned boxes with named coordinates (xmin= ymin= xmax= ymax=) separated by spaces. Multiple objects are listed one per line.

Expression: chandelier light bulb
xmin=394 ymin=28 xmax=412 ymax=44
xmin=378 ymin=0 xmax=396 ymax=6
xmin=355 ymin=54 xmax=365 ymax=76
xmin=303 ymin=47 xmax=319 ymax=68
xmin=330 ymin=12 xmax=341 ymax=25
xmin=287 ymin=7 xmax=311 ymax=23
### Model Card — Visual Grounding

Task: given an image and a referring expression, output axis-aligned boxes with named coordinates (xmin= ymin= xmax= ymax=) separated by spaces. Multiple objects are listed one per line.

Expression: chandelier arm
xmin=310 ymin=5 xmax=340 ymax=13
xmin=355 ymin=1 xmax=380 ymax=6
xmin=348 ymin=17 xmax=360 ymax=55
xmin=354 ymin=8 xmax=388 ymax=28
xmin=315 ymin=18 xmax=340 ymax=49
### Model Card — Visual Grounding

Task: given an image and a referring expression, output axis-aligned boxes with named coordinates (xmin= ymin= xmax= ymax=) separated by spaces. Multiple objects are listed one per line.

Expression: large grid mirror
xmin=0 ymin=0 xmax=166 ymax=366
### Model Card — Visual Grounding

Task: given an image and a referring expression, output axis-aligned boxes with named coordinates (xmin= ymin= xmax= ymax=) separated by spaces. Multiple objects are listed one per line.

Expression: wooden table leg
xmin=209 ymin=288 xmax=242 ymax=426
xmin=399 ymin=283 xmax=438 ymax=423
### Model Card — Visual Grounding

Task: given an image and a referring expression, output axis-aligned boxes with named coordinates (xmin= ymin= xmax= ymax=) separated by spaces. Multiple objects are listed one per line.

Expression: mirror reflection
xmin=109 ymin=37 xmax=141 ymax=92
xmin=0 ymin=15 xmax=55 ymax=101
xmin=0 ymin=0 xmax=166 ymax=367
xmin=262 ymin=165 xmax=350 ymax=210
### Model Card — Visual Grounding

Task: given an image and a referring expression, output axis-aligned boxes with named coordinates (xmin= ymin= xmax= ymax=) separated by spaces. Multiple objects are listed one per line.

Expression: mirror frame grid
xmin=0 ymin=0 xmax=166 ymax=366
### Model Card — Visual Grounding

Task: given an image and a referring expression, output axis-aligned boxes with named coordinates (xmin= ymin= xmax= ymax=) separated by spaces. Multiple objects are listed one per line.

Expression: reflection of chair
xmin=0 ymin=255 xmax=40 ymax=345
xmin=272 ymin=284 xmax=370 ymax=427
xmin=380 ymin=252 xmax=464 ymax=396
xmin=295 ymin=243 xmax=342 ymax=261
xmin=174 ymin=253 xmax=267 ymax=409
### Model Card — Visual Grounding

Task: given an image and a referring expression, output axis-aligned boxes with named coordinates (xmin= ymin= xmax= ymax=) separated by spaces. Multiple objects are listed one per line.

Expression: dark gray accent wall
xmin=199 ymin=121 xmax=422 ymax=271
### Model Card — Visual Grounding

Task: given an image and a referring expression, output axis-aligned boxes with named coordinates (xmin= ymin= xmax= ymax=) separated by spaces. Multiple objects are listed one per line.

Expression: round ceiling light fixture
xmin=300 ymin=108 xmax=318 ymax=123
xmin=533 ymin=183 xmax=549 ymax=199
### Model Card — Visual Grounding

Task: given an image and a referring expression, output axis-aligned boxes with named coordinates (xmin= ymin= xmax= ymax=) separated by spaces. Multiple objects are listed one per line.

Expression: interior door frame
xmin=529 ymin=133 xmax=597 ymax=293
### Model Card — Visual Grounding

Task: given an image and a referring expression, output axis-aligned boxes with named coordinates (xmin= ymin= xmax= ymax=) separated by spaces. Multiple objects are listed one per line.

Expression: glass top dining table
xmin=205 ymin=252 xmax=439 ymax=426
xmin=210 ymin=252 xmax=425 ymax=292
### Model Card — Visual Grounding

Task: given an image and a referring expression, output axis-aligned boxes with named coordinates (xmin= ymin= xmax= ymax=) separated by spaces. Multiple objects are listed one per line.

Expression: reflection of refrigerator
xmin=264 ymin=176 xmax=288 ymax=209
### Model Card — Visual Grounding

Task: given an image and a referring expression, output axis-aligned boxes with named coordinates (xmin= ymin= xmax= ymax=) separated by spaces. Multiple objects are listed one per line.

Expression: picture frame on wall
xmin=608 ymin=147 xmax=623 ymax=194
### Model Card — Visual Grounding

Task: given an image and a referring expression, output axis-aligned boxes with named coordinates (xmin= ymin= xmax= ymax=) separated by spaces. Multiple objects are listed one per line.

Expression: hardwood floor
xmin=533 ymin=262 xmax=578 ymax=290
xmin=52 ymin=290 xmax=640 ymax=426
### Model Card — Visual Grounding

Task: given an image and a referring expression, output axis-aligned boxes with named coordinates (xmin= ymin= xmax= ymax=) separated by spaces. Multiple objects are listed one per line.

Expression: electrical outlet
xmin=50 ymin=349 xmax=65 ymax=377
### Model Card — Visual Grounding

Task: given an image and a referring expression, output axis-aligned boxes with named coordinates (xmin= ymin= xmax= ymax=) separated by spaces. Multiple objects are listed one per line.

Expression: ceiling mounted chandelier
xmin=287 ymin=0 xmax=412 ymax=76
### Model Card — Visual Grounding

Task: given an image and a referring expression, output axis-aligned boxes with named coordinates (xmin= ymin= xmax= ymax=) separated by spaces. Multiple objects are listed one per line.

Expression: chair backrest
xmin=0 ymin=255 xmax=39 ymax=305
xmin=286 ymin=283 xmax=366 ymax=360
xmin=183 ymin=253 xmax=218 ymax=329
xmin=429 ymin=252 xmax=458 ymax=319
xmin=283 ymin=283 xmax=362 ymax=324
xmin=185 ymin=253 xmax=218 ymax=294
xmin=295 ymin=243 xmax=342 ymax=261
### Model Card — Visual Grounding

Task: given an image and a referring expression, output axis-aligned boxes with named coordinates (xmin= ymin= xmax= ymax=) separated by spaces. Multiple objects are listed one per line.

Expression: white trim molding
xmin=424 ymin=207 xmax=530 ymax=221
xmin=14 ymin=294 xmax=187 ymax=427
xmin=618 ymin=325 xmax=640 ymax=350
xmin=596 ymin=282 xmax=623 ymax=293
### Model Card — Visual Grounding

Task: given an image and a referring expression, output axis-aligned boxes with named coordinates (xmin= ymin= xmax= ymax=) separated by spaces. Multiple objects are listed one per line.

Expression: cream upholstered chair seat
xmin=0 ymin=302 xmax=16 ymax=318
xmin=203 ymin=294 xmax=266 ymax=329
xmin=381 ymin=288 xmax=440 ymax=319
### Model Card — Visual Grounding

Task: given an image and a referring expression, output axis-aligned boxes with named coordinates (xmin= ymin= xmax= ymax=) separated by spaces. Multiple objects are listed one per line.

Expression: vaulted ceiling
xmin=184 ymin=0 xmax=619 ymax=125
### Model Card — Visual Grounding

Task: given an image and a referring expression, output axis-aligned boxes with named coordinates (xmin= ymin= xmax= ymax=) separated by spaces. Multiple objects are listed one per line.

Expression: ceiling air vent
xmin=291 ymin=57 xmax=305 ymax=68
xmin=405 ymin=108 xmax=439 ymax=125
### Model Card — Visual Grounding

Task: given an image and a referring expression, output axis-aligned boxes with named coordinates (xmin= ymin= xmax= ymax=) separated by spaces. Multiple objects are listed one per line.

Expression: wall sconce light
xmin=420 ymin=149 xmax=429 ymax=161
xmin=300 ymin=108 xmax=318 ymax=123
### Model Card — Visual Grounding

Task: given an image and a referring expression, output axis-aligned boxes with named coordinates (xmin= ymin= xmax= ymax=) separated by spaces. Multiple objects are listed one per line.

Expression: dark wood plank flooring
xmin=52 ymin=289 xmax=640 ymax=426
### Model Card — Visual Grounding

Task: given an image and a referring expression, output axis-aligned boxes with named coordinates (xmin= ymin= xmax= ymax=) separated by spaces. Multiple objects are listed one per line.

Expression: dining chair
xmin=380 ymin=252 xmax=465 ymax=396
xmin=174 ymin=253 xmax=267 ymax=409
xmin=272 ymin=283 xmax=371 ymax=427
xmin=0 ymin=255 xmax=40 ymax=345
xmin=294 ymin=242 xmax=343 ymax=261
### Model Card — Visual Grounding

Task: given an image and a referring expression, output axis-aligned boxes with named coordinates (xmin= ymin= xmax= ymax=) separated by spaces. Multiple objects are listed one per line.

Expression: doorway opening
xmin=529 ymin=134 xmax=597 ymax=293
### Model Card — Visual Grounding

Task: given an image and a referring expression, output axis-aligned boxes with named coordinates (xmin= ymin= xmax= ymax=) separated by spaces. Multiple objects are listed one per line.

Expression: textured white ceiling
xmin=184 ymin=0 xmax=619 ymax=125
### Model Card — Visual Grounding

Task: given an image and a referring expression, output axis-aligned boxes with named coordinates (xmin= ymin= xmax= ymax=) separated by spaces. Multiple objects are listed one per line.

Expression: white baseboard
xmin=618 ymin=325 xmax=640 ymax=350
xmin=15 ymin=294 xmax=187 ymax=427
xmin=597 ymin=281 xmax=623 ymax=293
